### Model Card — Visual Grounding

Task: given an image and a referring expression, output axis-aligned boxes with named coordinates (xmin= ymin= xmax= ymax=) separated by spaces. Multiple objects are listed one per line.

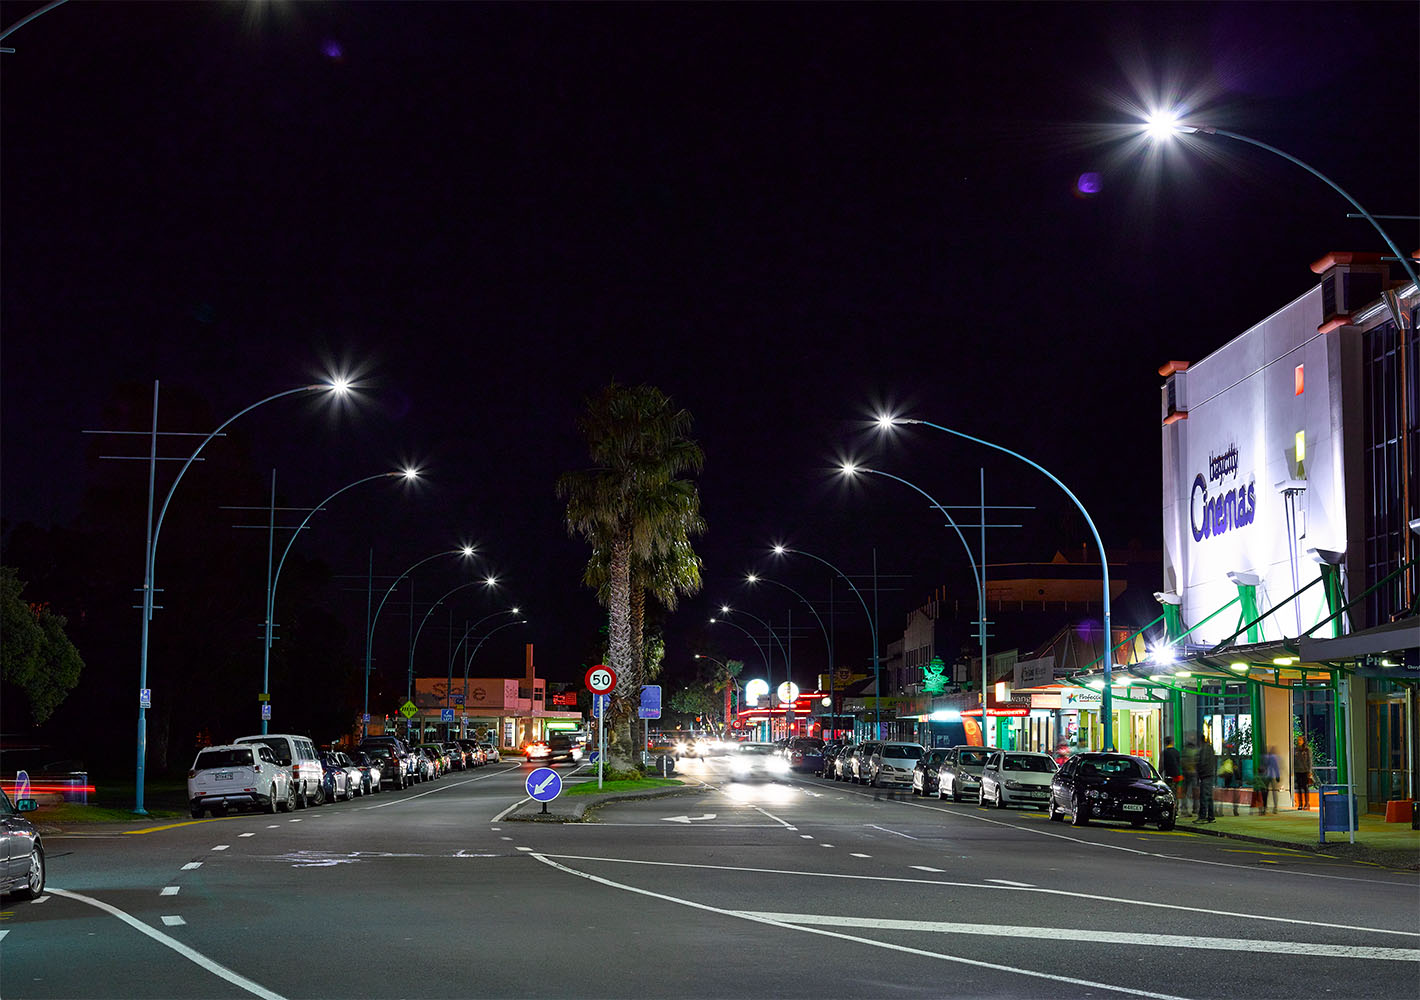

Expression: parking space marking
xmin=160 ymin=887 xmax=179 ymax=896
xmin=161 ymin=915 xmax=186 ymax=927
xmin=181 ymin=862 xmax=202 ymax=870
xmin=911 ymin=866 xmax=945 ymax=873
xmin=47 ymin=888 xmax=286 ymax=1000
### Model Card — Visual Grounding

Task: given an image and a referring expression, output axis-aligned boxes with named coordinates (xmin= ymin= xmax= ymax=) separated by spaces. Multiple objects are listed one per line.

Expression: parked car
xmin=362 ymin=746 xmax=406 ymax=789
xmin=850 ymin=741 xmax=881 ymax=783
xmin=1050 ymin=751 xmax=1177 ymax=830
xmin=359 ymin=735 xmax=417 ymax=785
xmin=787 ymin=736 xmax=826 ymax=773
xmin=867 ymin=742 xmax=925 ymax=787
xmin=0 ymin=788 xmax=44 ymax=900
xmin=478 ymin=742 xmax=500 ymax=763
xmin=937 ymin=746 xmax=991 ymax=802
xmin=347 ymin=751 xmax=383 ymax=794
xmin=727 ymin=742 xmax=785 ymax=781
xmin=234 ymin=733 xmax=324 ymax=807
xmin=413 ymin=747 xmax=439 ymax=780
xmin=833 ymin=744 xmax=860 ymax=781
xmin=442 ymin=743 xmax=467 ymax=771
xmin=329 ymin=749 xmax=366 ymax=797
xmin=819 ymin=741 xmax=845 ymax=777
xmin=319 ymin=751 xmax=356 ymax=801
xmin=457 ymin=740 xmax=483 ymax=766
xmin=189 ymin=743 xmax=295 ymax=816
xmin=979 ymin=750 xmax=1058 ymax=808
xmin=912 ymin=748 xmax=952 ymax=796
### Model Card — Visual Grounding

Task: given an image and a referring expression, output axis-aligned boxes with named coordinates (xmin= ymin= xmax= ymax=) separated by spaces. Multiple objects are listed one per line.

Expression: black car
xmin=360 ymin=736 xmax=417 ymax=785
xmin=786 ymin=736 xmax=825 ymax=773
xmin=526 ymin=733 xmax=577 ymax=765
xmin=912 ymin=747 xmax=951 ymax=796
xmin=819 ymin=741 xmax=845 ymax=777
xmin=1049 ymin=751 xmax=1176 ymax=830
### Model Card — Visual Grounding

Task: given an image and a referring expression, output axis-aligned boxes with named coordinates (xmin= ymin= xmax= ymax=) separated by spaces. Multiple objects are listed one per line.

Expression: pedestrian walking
xmin=1220 ymin=744 xmax=1241 ymax=815
xmin=1180 ymin=739 xmax=1199 ymax=816
xmin=1195 ymin=738 xmax=1217 ymax=822
xmin=1293 ymin=738 xmax=1313 ymax=810
xmin=1261 ymin=745 xmax=1281 ymax=814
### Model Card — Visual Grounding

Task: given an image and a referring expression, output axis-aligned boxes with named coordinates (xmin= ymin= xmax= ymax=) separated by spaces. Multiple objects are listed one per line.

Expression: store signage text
xmin=1190 ymin=443 xmax=1255 ymax=543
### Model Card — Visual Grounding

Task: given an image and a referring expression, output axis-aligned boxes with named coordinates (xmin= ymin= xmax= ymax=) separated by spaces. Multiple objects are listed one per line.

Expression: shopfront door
xmin=1366 ymin=684 xmax=1410 ymax=813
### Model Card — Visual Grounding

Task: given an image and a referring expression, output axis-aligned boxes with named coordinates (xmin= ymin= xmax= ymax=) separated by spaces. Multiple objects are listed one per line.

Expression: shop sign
xmin=1014 ymin=656 xmax=1055 ymax=688
xmin=1030 ymin=693 xmax=1061 ymax=709
xmin=1062 ymin=689 xmax=1101 ymax=709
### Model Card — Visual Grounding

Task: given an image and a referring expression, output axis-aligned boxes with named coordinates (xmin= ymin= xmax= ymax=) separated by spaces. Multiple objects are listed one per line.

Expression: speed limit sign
xmin=585 ymin=664 xmax=617 ymax=695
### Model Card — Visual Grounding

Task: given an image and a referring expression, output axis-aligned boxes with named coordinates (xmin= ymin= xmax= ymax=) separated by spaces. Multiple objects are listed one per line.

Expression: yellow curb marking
xmin=124 ymin=817 xmax=234 ymax=835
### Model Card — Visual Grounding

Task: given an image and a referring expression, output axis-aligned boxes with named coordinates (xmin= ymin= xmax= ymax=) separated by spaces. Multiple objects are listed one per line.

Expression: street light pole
xmin=772 ymin=545 xmax=881 ymax=738
xmin=879 ymin=416 xmax=1117 ymax=750
xmin=745 ymin=574 xmax=833 ymax=737
xmin=132 ymin=378 xmax=347 ymax=814
xmin=709 ymin=615 xmax=774 ymax=740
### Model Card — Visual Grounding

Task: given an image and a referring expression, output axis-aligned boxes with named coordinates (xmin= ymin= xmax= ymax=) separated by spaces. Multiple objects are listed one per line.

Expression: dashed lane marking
xmin=516 ymin=847 xmax=532 ymax=852
xmin=160 ymin=887 xmax=179 ymax=896
xmin=911 ymin=866 xmax=946 ymax=873
xmin=288 ymin=819 xmax=302 ymax=823
xmin=266 ymin=825 xmax=279 ymax=829
xmin=161 ymin=915 xmax=186 ymax=927
xmin=868 ymin=824 xmax=919 ymax=840
xmin=239 ymin=833 xmax=255 ymax=838
xmin=212 ymin=845 xmax=229 ymax=851
xmin=850 ymin=853 xmax=872 ymax=858
xmin=821 ymin=844 xmax=834 ymax=848
xmin=181 ymin=862 xmax=202 ymax=871
xmin=800 ymin=834 xmax=813 ymax=839
xmin=987 ymin=879 xmax=1037 ymax=887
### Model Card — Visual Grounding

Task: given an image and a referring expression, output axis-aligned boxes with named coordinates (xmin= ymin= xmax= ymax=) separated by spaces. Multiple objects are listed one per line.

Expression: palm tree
xmin=557 ymin=384 xmax=705 ymax=764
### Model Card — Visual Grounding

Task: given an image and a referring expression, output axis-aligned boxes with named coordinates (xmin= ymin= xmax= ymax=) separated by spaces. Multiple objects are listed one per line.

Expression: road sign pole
xmin=598 ymin=705 xmax=604 ymax=789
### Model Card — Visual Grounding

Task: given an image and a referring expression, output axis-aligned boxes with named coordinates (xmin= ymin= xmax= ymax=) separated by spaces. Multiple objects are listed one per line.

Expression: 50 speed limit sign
xmin=585 ymin=664 xmax=617 ymax=695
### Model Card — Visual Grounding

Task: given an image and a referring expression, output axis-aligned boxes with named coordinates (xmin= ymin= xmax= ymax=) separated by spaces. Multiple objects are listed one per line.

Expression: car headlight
xmin=1004 ymin=780 xmax=1026 ymax=790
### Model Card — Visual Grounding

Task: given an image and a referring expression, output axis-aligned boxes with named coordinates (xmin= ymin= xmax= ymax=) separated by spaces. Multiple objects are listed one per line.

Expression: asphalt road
xmin=3 ymin=757 xmax=1417 ymax=1000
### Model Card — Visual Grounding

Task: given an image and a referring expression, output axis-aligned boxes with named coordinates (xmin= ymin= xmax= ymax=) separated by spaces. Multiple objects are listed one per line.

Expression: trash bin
xmin=1318 ymin=784 xmax=1358 ymax=842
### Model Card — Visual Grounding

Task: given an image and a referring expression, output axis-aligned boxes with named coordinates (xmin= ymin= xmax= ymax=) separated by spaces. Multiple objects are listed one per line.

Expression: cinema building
xmin=1112 ymin=251 xmax=1418 ymax=815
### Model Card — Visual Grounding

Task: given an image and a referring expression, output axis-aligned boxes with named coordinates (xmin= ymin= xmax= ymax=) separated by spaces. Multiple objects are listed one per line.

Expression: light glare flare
xmin=746 ymin=573 xmax=759 ymax=584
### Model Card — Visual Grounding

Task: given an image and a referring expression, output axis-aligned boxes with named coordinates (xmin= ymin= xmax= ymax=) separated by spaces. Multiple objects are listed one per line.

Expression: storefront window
xmin=1199 ymin=692 xmax=1251 ymax=755
xmin=1292 ymin=685 xmax=1336 ymax=785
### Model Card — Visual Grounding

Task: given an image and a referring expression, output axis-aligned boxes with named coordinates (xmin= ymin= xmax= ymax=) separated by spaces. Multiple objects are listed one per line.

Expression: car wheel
xmin=1158 ymin=813 xmax=1176 ymax=832
xmin=295 ymin=784 xmax=307 ymax=810
xmin=994 ymin=788 xmax=1006 ymax=809
xmin=1049 ymin=797 xmax=1064 ymax=822
xmin=1071 ymin=795 xmax=1090 ymax=826
xmin=267 ymin=786 xmax=279 ymax=813
xmin=190 ymin=804 xmax=205 ymax=819
xmin=952 ymin=783 xmax=962 ymax=803
xmin=313 ymin=781 xmax=327 ymax=806
xmin=279 ymin=784 xmax=295 ymax=813
xmin=13 ymin=845 xmax=45 ymax=901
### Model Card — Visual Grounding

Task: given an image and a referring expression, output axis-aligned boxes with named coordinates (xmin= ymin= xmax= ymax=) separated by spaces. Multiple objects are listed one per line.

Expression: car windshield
xmin=739 ymin=744 xmax=775 ymax=755
xmin=195 ymin=749 xmax=253 ymax=769
xmin=957 ymin=750 xmax=989 ymax=766
xmin=241 ymin=740 xmax=291 ymax=765
xmin=1086 ymin=758 xmax=1155 ymax=780
xmin=1003 ymin=754 xmax=1056 ymax=772
xmin=883 ymin=745 xmax=924 ymax=760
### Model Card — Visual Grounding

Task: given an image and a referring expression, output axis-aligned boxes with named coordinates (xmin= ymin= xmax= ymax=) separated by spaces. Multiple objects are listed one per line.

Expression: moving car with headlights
xmin=189 ymin=744 xmax=295 ymax=816
xmin=525 ymin=734 xmax=577 ymax=765
xmin=911 ymin=747 xmax=951 ymax=796
xmin=1049 ymin=751 xmax=1177 ymax=829
xmin=1 ymin=788 xmax=45 ymax=900
xmin=978 ymin=750 xmax=1057 ymax=808
xmin=787 ymin=736 xmax=826 ymax=773
xmin=867 ymin=741 xmax=925 ymax=787
xmin=727 ymin=742 xmax=786 ymax=781
xmin=937 ymin=746 xmax=991 ymax=802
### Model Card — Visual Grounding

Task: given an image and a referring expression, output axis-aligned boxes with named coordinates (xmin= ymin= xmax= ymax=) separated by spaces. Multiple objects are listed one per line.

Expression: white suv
xmin=868 ymin=742 xmax=926 ymax=787
xmin=188 ymin=744 xmax=294 ymax=817
xmin=234 ymin=733 xmax=325 ymax=807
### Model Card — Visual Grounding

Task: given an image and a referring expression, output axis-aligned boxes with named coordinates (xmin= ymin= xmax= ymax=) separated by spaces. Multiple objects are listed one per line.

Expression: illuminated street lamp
xmin=258 ymin=468 xmax=417 ymax=735
xmin=363 ymin=545 xmax=477 ymax=736
xmin=718 ymin=605 xmax=795 ymax=737
xmin=131 ymin=377 xmax=351 ymax=814
xmin=1140 ymin=113 xmax=1419 ymax=292
xmin=771 ymin=544 xmax=882 ymax=738
xmin=876 ymin=414 xmax=1118 ymax=750
xmin=744 ymin=573 xmax=836 ymax=735
xmin=460 ymin=617 xmax=530 ymax=728
xmin=410 ymin=577 xmax=501 ymax=739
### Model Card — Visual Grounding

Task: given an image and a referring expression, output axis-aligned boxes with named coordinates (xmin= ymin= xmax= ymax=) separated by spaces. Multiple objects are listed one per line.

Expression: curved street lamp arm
xmin=858 ymin=468 xmax=981 ymax=599
xmin=724 ymin=608 xmax=790 ymax=668
xmin=709 ymin=617 xmax=772 ymax=678
xmin=368 ymin=548 xmax=475 ymax=646
xmin=748 ymin=577 xmax=831 ymax=655
xmin=461 ymin=619 xmax=529 ymax=684
xmin=413 ymin=578 xmax=496 ymax=651
xmin=452 ymin=608 xmax=519 ymax=660
xmin=271 ymin=472 xmax=400 ymax=609
xmin=1200 ymin=127 xmax=1419 ymax=291
xmin=150 ymin=385 xmax=318 ymax=570
xmin=0 ymin=0 xmax=69 ymax=44
xmin=778 ymin=547 xmax=876 ymax=643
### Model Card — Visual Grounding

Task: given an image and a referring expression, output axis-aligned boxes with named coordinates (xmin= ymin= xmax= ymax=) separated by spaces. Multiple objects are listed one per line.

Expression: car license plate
xmin=1123 ymin=803 xmax=1144 ymax=812
xmin=216 ymin=771 xmax=233 ymax=780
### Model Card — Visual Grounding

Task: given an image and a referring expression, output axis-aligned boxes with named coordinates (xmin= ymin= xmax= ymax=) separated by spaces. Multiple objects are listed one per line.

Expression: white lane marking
xmin=730 ymin=797 xmax=795 ymax=830
xmin=800 ymin=834 xmax=814 ymax=839
xmin=868 ymin=824 xmax=918 ymax=840
xmin=911 ymin=866 xmax=946 ymax=873
xmin=821 ymin=843 xmax=834 ymax=848
xmin=367 ymin=764 xmax=522 ymax=811
xmin=31 ymin=895 xmax=50 ymax=904
xmin=266 ymin=825 xmax=279 ymax=829
xmin=490 ymin=797 xmax=529 ymax=823
xmin=160 ymin=886 xmax=180 ymax=896
xmin=239 ymin=833 xmax=255 ymax=838
xmin=987 ymin=879 xmax=1036 ymax=888
xmin=516 ymin=847 xmax=532 ymax=852
xmin=536 ymin=854 xmax=1420 ymax=939
xmin=741 ymin=913 xmax=1420 ymax=963
xmin=489 ymin=827 xmax=501 ymax=832
xmin=46 ymin=888 xmax=287 ymax=1000
xmin=0 ymin=929 xmax=7 ymax=941
xmin=288 ymin=819 xmax=302 ymax=823
xmin=161 ymin=915 xmax=186 ymax=927
xmin=500 ymin=836 xmax=513 ymax=841
xmin=212 ymin=845 xmax=229 ymax=851
xmin=850 ymin=853 xmax=872 ymax=858
xmin=531 ymin=855 xmax=1190 ymax=1000
xmin=181 ymin=862 xmax=202 ymax=871
xmin=840 ymin=782 xmax=1416 ymax=888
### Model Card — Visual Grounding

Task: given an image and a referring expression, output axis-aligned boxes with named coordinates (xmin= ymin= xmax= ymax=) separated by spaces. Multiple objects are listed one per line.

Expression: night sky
xmin=3 ymin=2 xmax=1417 ymax=705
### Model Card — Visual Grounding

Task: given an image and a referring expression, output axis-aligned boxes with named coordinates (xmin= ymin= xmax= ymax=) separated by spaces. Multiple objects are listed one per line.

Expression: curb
xmin=505 ymin=783 xmax=708 ymax=823
xmin=1174 ymin=820 xmax=1420 ymax=870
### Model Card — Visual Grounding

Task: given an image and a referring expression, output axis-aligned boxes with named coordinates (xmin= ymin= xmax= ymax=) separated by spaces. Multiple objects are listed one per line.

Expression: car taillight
xmin=292 ymin=766 xmax=301 ymax=780
xmin=188 ymin=770 xmax=197 ymax=779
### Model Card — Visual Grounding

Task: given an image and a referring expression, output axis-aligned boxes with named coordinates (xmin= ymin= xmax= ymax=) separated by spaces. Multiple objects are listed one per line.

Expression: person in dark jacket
xmin=1161 ymin=737 xmax=1182 ymax=794
xmin=1196 ymin=738 xmax=1217 ymax=823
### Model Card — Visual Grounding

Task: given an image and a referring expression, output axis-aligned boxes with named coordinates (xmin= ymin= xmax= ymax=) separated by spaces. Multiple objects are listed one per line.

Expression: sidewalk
xmin=1175 ymin=804 xmax=1420 ymax=870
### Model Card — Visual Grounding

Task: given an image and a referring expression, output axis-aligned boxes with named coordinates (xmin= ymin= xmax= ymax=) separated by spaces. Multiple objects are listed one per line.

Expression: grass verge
xmin=563 ymin=777 xmax=683 ymax=796
xmin=31 ymin=802 xmax=185 ymax=824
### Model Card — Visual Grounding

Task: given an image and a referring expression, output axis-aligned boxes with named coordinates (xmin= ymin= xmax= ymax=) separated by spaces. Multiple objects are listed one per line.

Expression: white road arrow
xmin=534 ymin=774 xmax=558 ymax=795
xmin=662 ymin=813 xmax=717 ymax=824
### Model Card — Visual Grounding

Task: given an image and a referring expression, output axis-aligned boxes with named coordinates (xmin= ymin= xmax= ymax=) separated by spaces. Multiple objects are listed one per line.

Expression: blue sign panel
xmin=526 ymin=767 xmax=562 ymax=802
xmin=638 ymin=685 xmax=662 ymax=720
xmin=589 ymin=750 xmax=600 ymax=763
xmin=451 ymin=693 xmax=465 ymax=706
xmin=441 ymin=708 xmax=455 ymax=723
xmin=592 ymin=693 xmax=611 ymax=719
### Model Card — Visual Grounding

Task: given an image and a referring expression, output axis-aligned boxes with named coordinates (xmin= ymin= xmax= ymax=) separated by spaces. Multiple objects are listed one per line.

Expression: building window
xmin=1362 ymin=308 xmax=1420 ymax=627
xmin=1295 ymin=364 xmax=1305 ymax=395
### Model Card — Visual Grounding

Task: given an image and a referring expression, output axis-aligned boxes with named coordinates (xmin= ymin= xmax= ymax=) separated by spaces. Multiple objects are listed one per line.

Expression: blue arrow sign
xmin=592 ymin=693 xmax=610 ymax=719
xmin=638 ymin=685 xmax=662 ymax=719
xmin=525 ymin=767 xmax=562 ymax=802
xmin=441 ymin=708 xmax=455 ymax=723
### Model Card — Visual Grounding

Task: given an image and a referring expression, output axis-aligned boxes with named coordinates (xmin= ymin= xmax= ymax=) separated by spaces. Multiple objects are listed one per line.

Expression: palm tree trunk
xmin=608 ymin=535 xmax=636 ymax=768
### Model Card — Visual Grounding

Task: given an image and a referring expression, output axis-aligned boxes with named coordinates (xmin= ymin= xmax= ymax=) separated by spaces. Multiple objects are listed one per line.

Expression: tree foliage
xmin=1 ymin=566 xmax=85 ymax=726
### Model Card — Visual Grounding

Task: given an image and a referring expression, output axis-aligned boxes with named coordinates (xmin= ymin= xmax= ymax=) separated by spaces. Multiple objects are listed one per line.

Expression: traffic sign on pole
xmin=586 ymin=665 xmax=616 ymax=694
xmin=440 ymin=708 xmax=455 ymax=723
xmin=638 ymin=685 xmax=662 ymax=719
xmin=526 ymin=767 xmax=562 ymax=814
xmin=591 ymin=693 xmax=610 ymax=719
xmin=399 ymin=700 xmax=418 ymax=719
